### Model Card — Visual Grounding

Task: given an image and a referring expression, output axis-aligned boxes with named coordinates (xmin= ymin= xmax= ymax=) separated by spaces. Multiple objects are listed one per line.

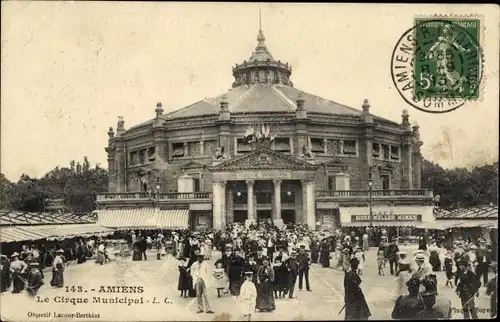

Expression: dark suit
xmin=456 ymin=269 xmax=481 ymax=319
xmin=297 ymin=250 xmax=311 ymax=291
xmin=285 ymin=257 xmax=299 ymax=298
xmin=386 ymin=244 xmax=400 ymax=275
xmin=475 ymin=248 xmax=491 ymax=285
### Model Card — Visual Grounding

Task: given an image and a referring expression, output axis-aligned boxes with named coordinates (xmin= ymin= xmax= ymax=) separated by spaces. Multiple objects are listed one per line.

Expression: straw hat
xmin=11 ymin=252 xmax=19 ymax=258
xmin=415 ymin=254 xmax=426 ymax=262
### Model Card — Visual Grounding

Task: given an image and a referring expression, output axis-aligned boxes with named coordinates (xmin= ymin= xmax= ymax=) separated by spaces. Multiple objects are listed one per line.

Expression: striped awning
xmin=0 ymin=224 xmax=114 ymax=243
xmin=447 ymin=219 xmax=498 ymax=229
xmin=416 ymin=219 xmax=499 ymax=230
xmin=189 ymin=203 xmax=212 ymax=211
xmin=342 ymin=221 xmax=418 ymax=228
xmin=96 ymin=208 xmax=189 ymax=230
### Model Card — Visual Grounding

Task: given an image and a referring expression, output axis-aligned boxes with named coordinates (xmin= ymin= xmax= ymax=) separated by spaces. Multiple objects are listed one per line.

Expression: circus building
xmin=96 ymin=26 xmax=435 ymax=232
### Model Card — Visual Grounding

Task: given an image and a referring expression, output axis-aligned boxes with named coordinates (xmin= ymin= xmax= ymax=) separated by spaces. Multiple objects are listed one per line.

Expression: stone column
xmin=246 ymin=180 xmax=255 ymax=227
xmin=402 ymin=142 xmax=413 ymax=189
xmin=115 ymin=142 xmax=126 ymax=193
xmin=413 ymin=152 xmax=422 ymax=188
xmin=212 ymin=181 xmax=223 ymax=230
xmin=220 ymin=181 xmax=226 ymax=229
xmin=305 ymin=180 xmax=317 ymax=230
xmin=107 ymin=156 xmax=116 ymax=192
xmin=301 ymin=181 xmax=308 ymax=224
xmin=227 ymin=186 xmax=234 ymax=224
xmin=273 ymin=179 xmax=284 ymax=228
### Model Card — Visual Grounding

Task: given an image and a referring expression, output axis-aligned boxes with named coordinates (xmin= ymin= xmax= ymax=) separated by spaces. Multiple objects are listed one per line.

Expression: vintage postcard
xmin=1 ymin=2 xmax=498 ymax=321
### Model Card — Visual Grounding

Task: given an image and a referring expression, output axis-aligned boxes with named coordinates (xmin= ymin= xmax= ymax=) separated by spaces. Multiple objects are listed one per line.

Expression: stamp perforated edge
xmin=412 ymin=13 xmax=486 ymax=103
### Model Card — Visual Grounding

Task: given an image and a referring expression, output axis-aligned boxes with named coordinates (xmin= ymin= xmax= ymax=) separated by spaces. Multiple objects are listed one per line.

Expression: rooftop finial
xmin=259 ymin=5 xmax=262 ymax=31
xmin=256 ymin=6 xmax=266 ymax=47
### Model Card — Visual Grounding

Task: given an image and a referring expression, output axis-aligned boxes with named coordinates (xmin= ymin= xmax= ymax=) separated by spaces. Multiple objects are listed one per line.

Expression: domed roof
xmin=126 ymin=24 xmax=398 ymax=132
xmin=162 ymin=84 xmax=363 ymax=120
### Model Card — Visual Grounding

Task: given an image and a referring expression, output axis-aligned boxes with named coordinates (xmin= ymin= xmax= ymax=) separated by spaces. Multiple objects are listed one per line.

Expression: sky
xmin=1 ymin=2 xmax=499 ymax=181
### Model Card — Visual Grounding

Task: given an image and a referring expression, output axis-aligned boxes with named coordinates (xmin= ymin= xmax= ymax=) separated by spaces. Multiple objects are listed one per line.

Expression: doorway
xmin=382 ymin=175 xmax=390 ymax=190
xmin=233 ymin=210 xmax=247 ymax=223
xmin=281 ymin=210 xmax=295 ymax=224
xmin=257 ymin=210 xmax=272 ymax=223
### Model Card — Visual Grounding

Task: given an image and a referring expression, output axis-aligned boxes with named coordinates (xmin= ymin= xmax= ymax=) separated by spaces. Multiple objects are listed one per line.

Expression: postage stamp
xmin=391 ymin=16 xmax=484 ymax=113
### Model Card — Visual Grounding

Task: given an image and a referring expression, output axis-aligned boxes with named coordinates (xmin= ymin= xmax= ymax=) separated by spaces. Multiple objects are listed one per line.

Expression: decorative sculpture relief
xmin=212 ymin=146 xmax=230 ymax=162
xmin=297 ymin=144 xmax=316 ymax=162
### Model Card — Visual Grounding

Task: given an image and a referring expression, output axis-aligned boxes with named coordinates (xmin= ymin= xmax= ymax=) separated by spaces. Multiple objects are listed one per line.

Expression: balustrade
xmin=97 ymin=192 xmax=212 ymax=201
xmin=315 ymin=189 xmax=432 ymax=198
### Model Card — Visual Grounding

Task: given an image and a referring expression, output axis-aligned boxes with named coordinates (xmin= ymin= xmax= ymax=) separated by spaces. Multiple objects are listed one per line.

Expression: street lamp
xmin=368 ymin=179 xmax=373 ymax=228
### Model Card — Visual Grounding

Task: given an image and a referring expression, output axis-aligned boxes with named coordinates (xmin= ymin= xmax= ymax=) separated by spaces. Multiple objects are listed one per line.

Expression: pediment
xmin=322 ymin=158 xmax=348 ymax=169
xmin=180 ymin=160 xmax=208 ymax=171
xmin=380 ymin=162 xmax=396 ymax=172
xmin=209 ymin=148 xmax=319 ymax=172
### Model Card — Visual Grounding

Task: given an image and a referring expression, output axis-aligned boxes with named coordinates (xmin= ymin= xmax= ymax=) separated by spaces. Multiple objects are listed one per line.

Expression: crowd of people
xmin=0 ymin=236 xmax=119 ymax=295
xmin=0 ymin=222 xmax=497 ymax=320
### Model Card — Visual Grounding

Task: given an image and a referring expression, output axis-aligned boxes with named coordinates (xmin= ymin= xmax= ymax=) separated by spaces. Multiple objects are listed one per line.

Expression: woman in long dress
xmin=344 ymin=258 xmax=371 ymax=320
xmin=395 ymin=252 xmax=412 ymax=299
xmin=26 ymin=262 xmax=44 ymax=296
xmin=228 ymin=251 xmax=246 ymax=296
xmin=428 ymin=242 xmax=441 ymax=271
xmin=177 ymin=258 xmax=190 ymax=298
xmin=9 ymin=253 xmax=27 ymax=293
xmin=319 ymin=239 xmax=331 ymax=268
xmin=310 ymin=237 xmax=319 ymax=264
xmin=50 ymin=249 xmax=65 ymax=288
xmin=256 ymin=257 xmax=275 ymax=312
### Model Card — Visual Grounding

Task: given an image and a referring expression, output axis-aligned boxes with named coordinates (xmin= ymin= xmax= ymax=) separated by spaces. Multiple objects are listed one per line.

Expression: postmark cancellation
xmin=391 ymin=14 xmax=485 ymax=113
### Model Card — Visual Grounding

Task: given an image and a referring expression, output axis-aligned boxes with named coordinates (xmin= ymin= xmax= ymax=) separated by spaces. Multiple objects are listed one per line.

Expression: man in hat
xmin=412 ymin=253 xmax=430 ymax=282
xmin=485 ymin=262 xmax=497 ymax=318
xmin=297 ymin=244 xmax=311 ymax=292
xmin=391 ymin=277 xmax=424 ymax=320
xmin=284 ymin=249 xmax=299 ymax=299
xmin=9 ymin=252 xmax=28 ymax=293
xmin=475 ymin=238 xmax=491 ymax=286
xmin=415 ymin=290 xmax=446 ymax=319
xmin=455 ymin=258 xmax=481 ymax=319
xmin=190 ymin=253 xmax=214 ymax=314
xmin=387 ymin=239 xmax=400 ymax=275
xmin=26 ymin=262 xmax=44 ymax=296
xmin=0 ymin=254 xmax=11 ymax=292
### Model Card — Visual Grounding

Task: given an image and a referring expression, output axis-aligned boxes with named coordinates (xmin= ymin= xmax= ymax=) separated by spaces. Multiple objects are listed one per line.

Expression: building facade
xmin=98 ymin=27 xmax=434 ymax=231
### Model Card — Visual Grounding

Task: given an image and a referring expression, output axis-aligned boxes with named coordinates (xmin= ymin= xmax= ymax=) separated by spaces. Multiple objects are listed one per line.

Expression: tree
xmin=1 ymin=157 xmax=108 ymax=213
xmin=422 ymin=159 xmax=498 ymax=208
xmin=0 ymin=173 xmax=13 ymax=209
xmin=2 ymin=174 xmax=49 ymax=212
xmin=39 ymin=157 xmax=108 ymax=212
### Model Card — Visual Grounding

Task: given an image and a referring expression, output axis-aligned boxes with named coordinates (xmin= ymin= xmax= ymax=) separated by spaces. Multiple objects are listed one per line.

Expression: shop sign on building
xmin=351 ymin=210 xmax=422 ymax=222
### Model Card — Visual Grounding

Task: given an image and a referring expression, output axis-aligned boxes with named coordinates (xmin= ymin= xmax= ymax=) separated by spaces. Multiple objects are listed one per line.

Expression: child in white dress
xmin=213 ymin=262 xmax=228 ymax=297
xmin=205 ymin=238 xmax=212 ymax=260
xmin=239 ymin=271 xmax=257 ymax=321
xmin=353 ymin=247 xmax=365 ymax=275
